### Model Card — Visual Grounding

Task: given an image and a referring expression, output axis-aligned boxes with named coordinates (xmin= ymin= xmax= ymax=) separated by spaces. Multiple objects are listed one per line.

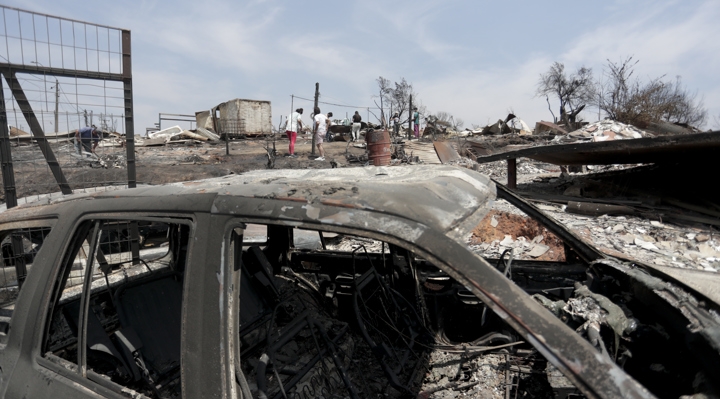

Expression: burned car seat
xmin=113 ymin=272 xmax=183 ymax=392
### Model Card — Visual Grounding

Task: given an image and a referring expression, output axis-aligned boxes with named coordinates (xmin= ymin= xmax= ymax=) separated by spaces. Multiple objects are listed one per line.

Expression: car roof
xmin=0 ymin=166 xmax=496 ymax=241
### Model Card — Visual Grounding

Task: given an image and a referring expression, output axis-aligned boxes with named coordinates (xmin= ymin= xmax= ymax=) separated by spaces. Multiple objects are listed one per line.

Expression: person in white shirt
xmin=286 ymin=108 xmax=303 ymax=157
xmin=313 ymin=106 xmax=329 ymax=161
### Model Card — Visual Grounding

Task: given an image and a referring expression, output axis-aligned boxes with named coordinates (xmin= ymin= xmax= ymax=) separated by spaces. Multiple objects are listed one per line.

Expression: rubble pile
xmin=420 ymin=350 xmax=578 ymax=399
xmin=143 ymin=125 xmax=222 ymax=146
xmin=480 ymin=196 xmax=719 ymax=271
xmin=557 ymin=119 xmax=652 ymax=143
xmin=419 ymin=351 xmax=507 ymax=399
xmin=540 ymin=202 xmax=720 ymax=271
xmin=476 ymin=114 xmax=533 ymax=136
xmin=470 ymin=209 xmax=566 ymax=261
xmin=325 ymin=235 xmax=386 ymax=253
xmin=470 ymin=159 xmax=561 ymax=181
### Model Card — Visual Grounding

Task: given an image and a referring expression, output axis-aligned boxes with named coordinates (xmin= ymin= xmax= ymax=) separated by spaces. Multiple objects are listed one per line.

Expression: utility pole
xmin=54 ymin=79 xmax=59 ymax=133
xmin=311 ymin=82 xmax=319 ymax=155
xmin=408 ymin=94 xmax=413 ymax=140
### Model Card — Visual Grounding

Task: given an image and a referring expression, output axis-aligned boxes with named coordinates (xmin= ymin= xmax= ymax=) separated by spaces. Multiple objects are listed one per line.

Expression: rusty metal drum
xmin=365 ymin=128 xmax=391 ymax=166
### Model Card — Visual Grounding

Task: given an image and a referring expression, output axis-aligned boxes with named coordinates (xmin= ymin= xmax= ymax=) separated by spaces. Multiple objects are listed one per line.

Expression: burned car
xmin=0 ymin=166 xmax=718 ymax=399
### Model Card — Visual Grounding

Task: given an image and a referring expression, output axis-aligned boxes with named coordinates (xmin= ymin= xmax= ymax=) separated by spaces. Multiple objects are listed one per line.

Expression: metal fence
xmin=0 ymin=5 xmax=136 ymax=207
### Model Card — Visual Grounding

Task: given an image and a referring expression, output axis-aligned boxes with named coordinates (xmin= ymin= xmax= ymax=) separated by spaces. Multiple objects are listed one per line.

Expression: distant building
xmin=196 ymin=98 xmax=272 ymax=138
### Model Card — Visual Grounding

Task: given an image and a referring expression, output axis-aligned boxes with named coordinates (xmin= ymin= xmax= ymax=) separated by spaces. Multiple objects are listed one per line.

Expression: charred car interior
xmin=230 ymin=220 xmax=720 ymax=399
xmin=0 ymin=167 xmax=719 ymax=399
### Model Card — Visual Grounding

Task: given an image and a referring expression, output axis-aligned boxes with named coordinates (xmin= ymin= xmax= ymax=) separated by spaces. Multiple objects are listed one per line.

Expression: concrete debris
xmin=471 ymin=159 xmax=555 ymax=181
xmin=445 ymin=157 xmax=475 ymax=168
xmin=522 ymin=199 xmax=720 ymax=271
xmin=560 ymin=119 xmax=653 ymax=143
xmin=534 ymin=121 xmax=567 ymax=135
xmin=179 ymin=130 xmax=208 ymax=141
xmin=195 ymin=127 xmax=220 ymax=141
xmin=143 ymin=126 xmax=221 ymax=147
xmin=195 ymin=109 xmax=214 ymax=131
xmin=527 ymin=243 xmax=549 ymax=258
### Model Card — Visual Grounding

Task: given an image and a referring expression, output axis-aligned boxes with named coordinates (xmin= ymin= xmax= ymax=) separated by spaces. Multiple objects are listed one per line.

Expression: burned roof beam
xmin=473 ymin=130 xmax=720 ymax=165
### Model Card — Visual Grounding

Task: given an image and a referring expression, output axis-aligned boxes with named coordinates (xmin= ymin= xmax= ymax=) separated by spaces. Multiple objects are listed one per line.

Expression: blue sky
xmin=4 ymin=0 xmax=719 ymax=134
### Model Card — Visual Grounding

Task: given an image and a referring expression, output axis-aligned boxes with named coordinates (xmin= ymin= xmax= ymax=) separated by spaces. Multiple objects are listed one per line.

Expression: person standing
xmin=412 ymin=107 xmax=420 ymax=139
xmin=326 ymin=112 xmax=334 ymax=141
xmin=75 ymin=125 xmax=101 ymax=154
xmin=286 ymin=108 xmax=303 ymax=157
xmin=351 ymin=111 xmax=362 ymax=141
xmin=392 ymin=112 xmax=400 ymax=137
xmin=313 ymin=106 xmax=329 ymax=161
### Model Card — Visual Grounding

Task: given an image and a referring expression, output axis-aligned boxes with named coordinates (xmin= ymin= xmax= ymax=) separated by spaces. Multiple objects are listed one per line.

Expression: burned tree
xmin=536 ymin=62 xmax=595 ymax=130
xmin=433 ymin=111 xmax=464 ymax=131
xmin=598 ymin=57 xmax=707 ymax=129
xmin=375 ymin=77 xmax=392 ymax=127
xmin=376 ymin=77 xmax=422 ymax=124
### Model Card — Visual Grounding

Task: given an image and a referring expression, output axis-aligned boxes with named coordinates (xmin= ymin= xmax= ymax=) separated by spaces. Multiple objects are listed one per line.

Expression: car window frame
xmin=0 ymin=217 xmax=57 ymax=346
xmin=37 ymin=213 xmax=196 ymax=399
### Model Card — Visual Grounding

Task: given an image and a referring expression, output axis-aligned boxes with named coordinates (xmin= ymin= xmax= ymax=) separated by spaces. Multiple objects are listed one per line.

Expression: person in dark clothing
xmin=351 ymin=111 xmax=362 ymax=141
xmin=326 ymin=112 xmax=334 ymax=141
xmin=392 ymin=112 xmax=400 ymax=137
xmin=75 ymin=125 xmax=101 ymax=154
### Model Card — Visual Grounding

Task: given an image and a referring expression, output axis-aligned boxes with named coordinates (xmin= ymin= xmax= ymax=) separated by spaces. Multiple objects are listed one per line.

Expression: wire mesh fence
xmin=218 ymin=118 xmax=247 ymax=140
xmin=0 ymin=5 xmax=134 ymax=206
xmin=0 ymin=225 xmax=52 ymax=305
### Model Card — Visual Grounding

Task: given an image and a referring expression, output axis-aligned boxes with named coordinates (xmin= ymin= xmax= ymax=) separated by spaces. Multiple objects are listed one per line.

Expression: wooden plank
xmin=403 ymin=141 xmax=441 ymax=164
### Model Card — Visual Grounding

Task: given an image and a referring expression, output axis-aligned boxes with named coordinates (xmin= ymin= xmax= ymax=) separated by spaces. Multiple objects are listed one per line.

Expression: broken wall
xmin=195 ymin=110 xmax=215 ymax=131
xmin=218 ymin=99 xmax=272 ymax=136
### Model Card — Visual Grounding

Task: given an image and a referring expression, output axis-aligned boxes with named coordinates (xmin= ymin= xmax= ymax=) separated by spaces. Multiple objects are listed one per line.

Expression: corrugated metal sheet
xmin=433 ymin=141 xmax=461 ymax=164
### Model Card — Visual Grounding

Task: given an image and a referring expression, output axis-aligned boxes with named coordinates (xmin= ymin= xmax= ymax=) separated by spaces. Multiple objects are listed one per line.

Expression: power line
xmin=291 ymin=94 xmax=380 ymax=110
xmin=58 ymin=84 xmax=81 ymax=113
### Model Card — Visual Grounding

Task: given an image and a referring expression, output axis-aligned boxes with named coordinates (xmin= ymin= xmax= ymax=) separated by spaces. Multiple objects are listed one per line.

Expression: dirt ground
xmin=471 ymin=210 xmax=566 ymax=262
xmin=136 ymin=136 xmax=369 ymax=184
xmin=2 ymin=136 xmax=369 ymax=200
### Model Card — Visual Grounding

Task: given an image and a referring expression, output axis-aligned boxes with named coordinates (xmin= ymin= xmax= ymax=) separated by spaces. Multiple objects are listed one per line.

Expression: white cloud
xmin=418 ymin=0 xmax=720 ymax=129
xmin=419 ymin=57 xmax=553 ymax=128
xmin=5 ymin=0 xmax=719 ymax=134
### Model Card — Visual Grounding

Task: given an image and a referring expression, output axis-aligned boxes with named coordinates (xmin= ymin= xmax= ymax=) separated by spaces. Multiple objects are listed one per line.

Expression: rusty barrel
xmin=365 ymin=128 xmax=391 ymax=166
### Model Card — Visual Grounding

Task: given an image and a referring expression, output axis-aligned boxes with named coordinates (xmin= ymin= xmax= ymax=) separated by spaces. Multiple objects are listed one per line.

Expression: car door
xmin=2 ymin=214 xmax=195 ymax=399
